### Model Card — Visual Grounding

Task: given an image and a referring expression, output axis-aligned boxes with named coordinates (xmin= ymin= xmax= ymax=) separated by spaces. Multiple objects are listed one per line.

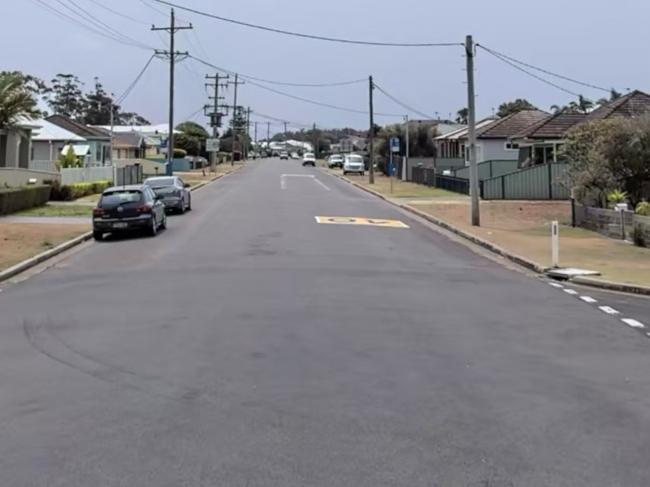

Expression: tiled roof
xmin=477 ymin=110 xmax=549 ymax=139
xmin=112 ymin=132 xmax=145 ymax=148
xmin=584 ymin=90 xmax=650 ymax=122
xmin=512 ymin=112 xmax=586 ymax=139
xmin=46 ymin=115 xmax=110 ymax=139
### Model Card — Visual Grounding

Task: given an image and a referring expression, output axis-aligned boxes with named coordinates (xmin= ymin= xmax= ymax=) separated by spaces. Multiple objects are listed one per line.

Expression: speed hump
xmin=315 ymin=216 xmax=409 ymax=228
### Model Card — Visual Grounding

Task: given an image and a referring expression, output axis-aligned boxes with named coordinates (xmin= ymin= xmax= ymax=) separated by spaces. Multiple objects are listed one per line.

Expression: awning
xmin=61 ymin=144 xmax=90 ymax=157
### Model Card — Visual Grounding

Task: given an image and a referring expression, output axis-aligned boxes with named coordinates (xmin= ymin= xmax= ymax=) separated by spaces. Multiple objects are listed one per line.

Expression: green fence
xmin=482 ymin=163 xmax=570 ymax=200
xmin=452 ymin=160 xmax=520 ymax=180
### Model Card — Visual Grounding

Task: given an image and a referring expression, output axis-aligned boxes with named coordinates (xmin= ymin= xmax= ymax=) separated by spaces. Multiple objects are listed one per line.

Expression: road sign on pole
xmin=206 ymin=138 xmax=220 ymax=152
xmin=390 ymin=137 xmax=400 ymax=153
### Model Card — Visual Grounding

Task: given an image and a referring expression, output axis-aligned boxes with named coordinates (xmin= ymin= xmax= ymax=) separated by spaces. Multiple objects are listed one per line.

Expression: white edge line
xmin=598 ymin=305 xmax=620 ymax=315
xmin=622 ymin=318 xmax=646 ymax=329
xmin=563 ymin=289 xmax=578 ymax=295
xmin=549 ymin=282 xmax=564 ymax=288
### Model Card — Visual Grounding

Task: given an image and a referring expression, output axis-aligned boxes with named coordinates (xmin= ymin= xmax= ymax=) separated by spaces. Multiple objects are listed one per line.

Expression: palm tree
xmin=0 ymin=73 xmax=40 ymax=129
xmin=597 ymin=88 xmax=623 ymax=107
xmin=455 ymin=107 xmax=468 ymax=124
xmin=550 ymin=104 xmax=565 ymax=114
xmin=568 ymin=95 xmax=594 ymax=114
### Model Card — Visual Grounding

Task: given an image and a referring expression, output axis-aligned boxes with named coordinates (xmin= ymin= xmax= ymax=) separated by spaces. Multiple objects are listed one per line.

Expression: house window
xmin=505 ymin=142 xmax=519 ymax=151
xmin=96 ymin=144 xmax=102 ymax=162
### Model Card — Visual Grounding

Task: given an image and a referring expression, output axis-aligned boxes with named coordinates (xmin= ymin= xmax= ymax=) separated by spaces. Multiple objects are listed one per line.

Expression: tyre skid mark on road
xmin=547 ymin=280 xmax=647 ymax=338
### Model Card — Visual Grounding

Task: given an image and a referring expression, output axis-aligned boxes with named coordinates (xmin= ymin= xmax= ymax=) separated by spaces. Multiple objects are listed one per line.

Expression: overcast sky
xmin=4 ymin=0 xmax=650 ymax=135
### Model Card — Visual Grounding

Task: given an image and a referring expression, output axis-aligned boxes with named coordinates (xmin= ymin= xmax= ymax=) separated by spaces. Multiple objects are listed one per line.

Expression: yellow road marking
xmin=315 ymin=216 xmax=409 ymax=228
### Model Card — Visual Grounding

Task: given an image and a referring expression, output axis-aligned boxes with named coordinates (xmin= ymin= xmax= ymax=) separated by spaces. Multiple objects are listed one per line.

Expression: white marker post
xmin=551 ymin=220 xmax=560 ymax=268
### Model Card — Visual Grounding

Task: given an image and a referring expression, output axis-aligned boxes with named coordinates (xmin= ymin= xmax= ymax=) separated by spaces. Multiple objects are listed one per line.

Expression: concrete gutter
xmin=0 ymin=169 xmax=239 ymax=284
xmin=328 ymin=171 xmax=650 ymax=297
xmin=0 ymin=231 xmax=93 ymax=283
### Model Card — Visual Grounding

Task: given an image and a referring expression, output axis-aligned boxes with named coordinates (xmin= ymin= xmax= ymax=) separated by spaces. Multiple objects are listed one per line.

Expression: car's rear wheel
xmin=93 ymin=231 xmax=103 ymax=241
xmin=178 ymin=201 xmax=185 ymax=214
xmin=149 ymin=216 xmax=158 ymax=237
xmin=187 ymin=195 xmax=192 ymax=211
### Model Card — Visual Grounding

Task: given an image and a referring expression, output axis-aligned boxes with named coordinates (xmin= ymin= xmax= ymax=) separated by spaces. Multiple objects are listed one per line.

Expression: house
xmin=434 ymin=118 xmax=494 ymax=163
xmin=340 ymin=136 xmax=367 ymax=153
xmin=434 ymin=110 xmax=549 ymax=165
xmin=512 ymin=90 xmax=650 ymax=165
xmin=47 ymin=114 xmax=112 ymax=166
xmin=112 ymin=132 xmax=147 ymax=160
xmin=0 ymin=120 xmax=39 ymax=170
xmin=95 ymin=124 xmax=175 ymax=158
xmin=30 ymin=119 xmax=87 ymax=171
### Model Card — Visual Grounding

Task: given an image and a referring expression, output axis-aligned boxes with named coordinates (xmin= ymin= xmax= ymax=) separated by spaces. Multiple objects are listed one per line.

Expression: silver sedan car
xmin=143 ymin=176 xmax=192 ymax=213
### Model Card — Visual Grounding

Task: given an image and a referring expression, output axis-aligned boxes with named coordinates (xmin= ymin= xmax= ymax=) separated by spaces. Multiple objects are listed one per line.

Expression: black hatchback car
xmin=92 ymin=185 xmax=167 ymax=241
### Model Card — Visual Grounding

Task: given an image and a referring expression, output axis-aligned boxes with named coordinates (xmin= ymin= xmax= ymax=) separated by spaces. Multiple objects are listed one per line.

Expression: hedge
xmin=48 ymin=180 xmax=112 ymax=201
xmin=0 ymin=186 xmax=52 ymax=215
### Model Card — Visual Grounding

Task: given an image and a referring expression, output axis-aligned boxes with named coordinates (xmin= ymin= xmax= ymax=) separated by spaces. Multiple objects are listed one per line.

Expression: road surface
xmin=1 ymin=159 xmax=649 ymax=486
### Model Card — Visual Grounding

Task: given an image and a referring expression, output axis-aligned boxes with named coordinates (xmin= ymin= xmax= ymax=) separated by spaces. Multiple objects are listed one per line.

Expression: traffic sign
xmin=390 ymin=137 xmax=400 ymax=153
xmin=206 ymin=138 xmax=220 ymax=152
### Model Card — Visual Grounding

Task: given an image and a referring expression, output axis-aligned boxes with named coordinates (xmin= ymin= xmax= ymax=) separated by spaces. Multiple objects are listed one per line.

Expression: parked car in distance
xmin=92 ymin=185 xmax=166 ymax=241
xmin=302 ymin=152 xmax=316 ymax=167
xmin=327 ymin=154 xmax=344 ymax=168
xmin=290 ymin=152 xmax=300 ymax=160
xmin=279 ymin=151 xmax=289 ymax=160
xmin=143 ymin=176 xmax=191 ymax=213
xmin=343 ymin=154 xmax=365 ymax=175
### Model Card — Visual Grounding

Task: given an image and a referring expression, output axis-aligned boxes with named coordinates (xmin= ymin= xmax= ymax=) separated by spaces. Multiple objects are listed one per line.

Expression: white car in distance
xmin=343 ymin=154 xmax=365 ymax=176
xmin=302 ymin=152 xmax=316 ymax=167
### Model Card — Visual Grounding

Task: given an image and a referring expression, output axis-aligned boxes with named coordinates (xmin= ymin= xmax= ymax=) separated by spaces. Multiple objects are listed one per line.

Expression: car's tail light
xmin=93 ymin=208 xmax=104 ymax=217
xmin=137 ymin=205 xmax=153 ymax=214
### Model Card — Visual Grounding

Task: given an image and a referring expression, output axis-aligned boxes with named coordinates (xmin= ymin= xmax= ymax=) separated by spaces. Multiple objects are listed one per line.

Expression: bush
xmin=49 ymin=179 xmax=111 ymax=201
xmin=636 ymin=200 xmax=650 ymax=216
xmin=0 ymin=186 xmax=51 ymax=215
xmin=173 ymin=148 xmax=187 ymax=158
xmin=632 ymin=224 xmax=647 ymax=247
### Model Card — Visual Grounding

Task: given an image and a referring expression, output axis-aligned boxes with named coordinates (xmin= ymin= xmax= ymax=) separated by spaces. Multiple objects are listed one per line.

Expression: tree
xmin=597 ymin=88 xmax=623 ymax=107
xmin=497 ymin=99 xmax=537 ymax=118
xmin=58 ymin=144 xmax=80 ymax=168
xmin=0 ymin=72 xmax=41 ymax=129
xmin=47 ymin=73 xmax=86 ymax=119
xmin=568 ymin=95 xmax=594 ymax=114
xmin=455 ymin=107 xmax=468 ymax=124
xmin=118 ymin=112 xmax=151 ymax=125
xmin=175 ymin=121 xmax=209 ymax=156
xmin=82 ymin=77 xmax=117 ymax=125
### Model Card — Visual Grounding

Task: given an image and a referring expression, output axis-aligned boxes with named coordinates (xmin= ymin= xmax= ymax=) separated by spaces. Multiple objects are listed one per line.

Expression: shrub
xmin=606 ymin=189 xmax=628 ymax=208
xmin=173 ymin=148 xmax=187 ymax=158
xmin=49 ymin=179 xmax=111 ymax=201
xmin=632 ymin=224 xmax=647 ymax=247
xmin=0 ymin=186 xmax=51 ymax=215
xmin=636 ymin=200 xmax=650 ymax=216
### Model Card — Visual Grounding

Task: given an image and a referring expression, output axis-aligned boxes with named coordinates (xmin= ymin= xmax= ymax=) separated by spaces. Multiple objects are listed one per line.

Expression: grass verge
xmin=17 ymin=204 xmax=93 ymax=217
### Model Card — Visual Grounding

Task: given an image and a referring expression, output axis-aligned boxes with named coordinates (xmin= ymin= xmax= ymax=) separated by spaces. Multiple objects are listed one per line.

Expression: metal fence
xmin=61 ymin=166 xmax=114 ymax=185
xmin=411 ymin=167 xmax=473 ymax=195
xmin=114 ymin=164 xmax=143 ymax=186
xmin=482 ymin=163 xmax=571 ymax=200
xmin=452 ymin=160 xmax=520 ymax=180
xmin=30 ymin=160 xmax=58 ymax=172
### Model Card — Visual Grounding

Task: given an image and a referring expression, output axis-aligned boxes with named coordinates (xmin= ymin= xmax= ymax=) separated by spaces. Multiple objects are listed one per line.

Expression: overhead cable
xmin=373 ymin=83 xmax=435 ymax=119
xmin=152 ymin=0 xmax=462 ymax=47
xmin=116 ymin=55 xmax=156 ymax=104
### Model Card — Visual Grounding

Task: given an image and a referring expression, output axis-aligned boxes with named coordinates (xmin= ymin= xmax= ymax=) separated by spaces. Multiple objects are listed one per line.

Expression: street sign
xmin=390 ymin=137 xmax=400 ymax=153
xmin=206 ymin=138 xmax=220 ymax=152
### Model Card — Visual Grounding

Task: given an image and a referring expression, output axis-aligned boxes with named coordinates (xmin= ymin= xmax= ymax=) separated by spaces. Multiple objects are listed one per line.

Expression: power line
xmin=479 ymin=47 xmax=581 ymax=97
xmin=115 ymin=55 xmax=156 ymax=104
xmin=152 ymin=0 xmax=462 ymax=47
xmin=30 ymin=0 xmax=153 ymax=50
xmin=477 ymin=44 xmax=611 ymax=93
xmin=252 ymin=111 xmax=312 ymax=129
xmin=190 ymin=55 xmax=401 ymax=117
xmin=55 ymin=0 xmax=156 ymax=50
xmin=373 ymin=83 xmax=435 ymax=119
xmin=82 ymin=0 xmax=150 ymax=25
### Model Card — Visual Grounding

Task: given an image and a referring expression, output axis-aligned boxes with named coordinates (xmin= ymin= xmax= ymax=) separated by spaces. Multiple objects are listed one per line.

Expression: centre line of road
xmin=622 ymin=318 xmax=646 ymax=329
xmin=598 ymin=305 xmax=620 ymax=315
xmin=281 ymin=174 xmax=330 ymax=191
xmin=580 ymin=296 xmax=598 ymax=304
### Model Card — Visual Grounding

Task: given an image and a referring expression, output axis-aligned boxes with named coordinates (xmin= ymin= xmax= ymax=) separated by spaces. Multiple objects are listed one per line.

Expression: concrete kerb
xmin=327 ymin=170 xmax=650 ymax=297
xmin=0 ymin=168 xmax=240 ymax=284
xmin=0 ymin=231 xmax=93 ymax=283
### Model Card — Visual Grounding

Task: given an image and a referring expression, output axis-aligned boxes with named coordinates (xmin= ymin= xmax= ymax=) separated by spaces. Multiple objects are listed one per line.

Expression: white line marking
xmin=280 ymin=175 xmax=286 ymax=190
xmin=549 ymin=282 xmax=564 ymax=288
xmin=599 ymin=306 xmax=620 ymax=315
xmin=312 ymin=177 xmax=331 ymax=191
xmin=580 ymin=296 xmax=598 ymax=304
xmin=563 ymin=288 xmax=579 ymax=295
xmin=622 ymin=318 xmax=646 ymax=329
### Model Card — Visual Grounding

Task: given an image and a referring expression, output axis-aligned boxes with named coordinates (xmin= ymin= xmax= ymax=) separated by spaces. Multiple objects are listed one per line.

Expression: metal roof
xmin=31 ymin=119 xmax=85 ymax=142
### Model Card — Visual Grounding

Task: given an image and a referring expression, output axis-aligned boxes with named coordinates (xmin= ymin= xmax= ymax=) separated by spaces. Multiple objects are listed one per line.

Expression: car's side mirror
xmin=184 ymin=183 xmax=190 ymax=188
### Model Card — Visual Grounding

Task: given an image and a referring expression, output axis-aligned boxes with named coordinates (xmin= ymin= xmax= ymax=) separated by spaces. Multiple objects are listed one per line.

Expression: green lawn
xmin=17 ymin=204 xmax=93 ymax=217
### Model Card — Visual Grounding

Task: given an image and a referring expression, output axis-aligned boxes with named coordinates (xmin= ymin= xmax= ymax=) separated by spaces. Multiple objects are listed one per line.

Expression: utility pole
xmin=368 ymin=75 xmax=375 ymax=184
xmin=229 ymin=73 xmax=243 ymax=166
xmin=205 ymin=73 xmax=228 ymax=170
xmin=403 ymin=114 xmax=409 ymax=181
xmin=152 ymin=8 xmax=192 ymax=176
xmin=245 ymin=107 xmax=251 ymax=160
xmin=466 ymin=35 xmax=480 ymax=226
xmin=266 ymin=121 xmax=271 ymax=157
xmin=253 ymin=121 xmax=258 ymax=158
xmin=312 ymin=123 xmax=318 ymax=159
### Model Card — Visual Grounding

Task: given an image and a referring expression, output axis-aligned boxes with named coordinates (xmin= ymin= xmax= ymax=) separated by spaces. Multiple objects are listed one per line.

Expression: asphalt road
xmin=1 ymin=158 xmax=649 ymax=486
